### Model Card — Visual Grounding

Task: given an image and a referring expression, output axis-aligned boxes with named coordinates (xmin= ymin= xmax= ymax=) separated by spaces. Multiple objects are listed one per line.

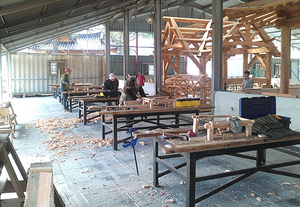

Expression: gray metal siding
xmin=10 ymin=54 xmax=104 ymax=94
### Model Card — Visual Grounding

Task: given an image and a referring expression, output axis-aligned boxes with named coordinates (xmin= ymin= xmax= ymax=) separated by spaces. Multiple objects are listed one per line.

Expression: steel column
xmin=123 ymin=10 xmax=130 ymax=80
xmin=154 ymin=0 xmax=162 ymax=96
xmin=105 ymin=21 xmax=111 ymax=80
xmin=211 ymin=0 xmax=223 ymax=114
xmin=0 ymin=45 xmax=2 ymax=102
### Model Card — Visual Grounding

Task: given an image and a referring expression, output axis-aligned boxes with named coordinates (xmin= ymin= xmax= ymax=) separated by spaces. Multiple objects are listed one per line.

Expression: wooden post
xmin=207 ymin=123 xmax=213 ymax=142
xmin=163 ymin=60 xmax=168 ymax=85
xmin=266 ymin=53 xmax=272 ymax=87
xmin=199 ymin=55 xmax=206 ymax=75
xmin=175 ymin=55 xmax=180 ymax=74
xmin=192 ymin=116 xmax=200 ymax=135
xmin=243 ymin=53 xmax=248 ymax=72
xmin=280 ymin=26 xmax=290 ymax=94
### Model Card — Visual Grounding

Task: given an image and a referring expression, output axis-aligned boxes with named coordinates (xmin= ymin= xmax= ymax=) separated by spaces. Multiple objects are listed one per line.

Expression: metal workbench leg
xmin=69 ymin=98 xmax=73 ymax=112
xmin=83 ymin=101 xmax=87 ymax=125
xmin=175 ymin=114 xmax=179 ymax=126
xmin=186 ymin=155 xmax=196 ymax=207
xmin=113 ymin=116 xmax=118 ymax=150
xmin=256 ymin=149 xmax=266 ymax=167
xmin=102 ymin=115 xmax=105 ymax=140
xmin=157 ymin=115 xmax=160 ymax=127
xmin=153 ymin=138 xmax=159 ymax=187
xmin=78 ymin=101 xmax=82 ymax=119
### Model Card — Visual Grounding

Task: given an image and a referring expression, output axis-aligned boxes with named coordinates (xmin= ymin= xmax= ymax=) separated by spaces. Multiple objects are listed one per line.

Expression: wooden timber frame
xmin=161 ymin=16 xmax=280 ymax=92
xmin=224 ymin=0 xmax=300 ymax=94
xmin=163 ymin=74 xmax=211 ymax=102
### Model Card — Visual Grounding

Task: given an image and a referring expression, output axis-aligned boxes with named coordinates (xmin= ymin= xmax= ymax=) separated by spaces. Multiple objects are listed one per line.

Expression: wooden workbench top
xmin=99 ymin=106 xmax=213 ymax=116
xmin=159 ymin=134 xmax=300 ymax=154
xmin=74 ymin=96 xmax=120 ymax=101
xmin=62 ymin=90 xmax=104 ymax=94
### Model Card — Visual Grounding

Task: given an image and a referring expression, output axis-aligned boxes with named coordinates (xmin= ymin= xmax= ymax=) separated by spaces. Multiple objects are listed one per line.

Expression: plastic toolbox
xmin=176 ymin=98 xmax=200 ymax=107
xmin=239 ymin=96 xmax=291 ymax=128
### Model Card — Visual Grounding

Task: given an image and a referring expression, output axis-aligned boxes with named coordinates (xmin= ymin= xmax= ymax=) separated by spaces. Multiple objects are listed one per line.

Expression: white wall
xmin=215 ymin=91 xmax=300 ymax=130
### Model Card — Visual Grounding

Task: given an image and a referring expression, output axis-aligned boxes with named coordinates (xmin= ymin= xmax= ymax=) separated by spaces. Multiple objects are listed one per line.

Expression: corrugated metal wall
xmin=10 ymin=53 xmax=104 ymax=94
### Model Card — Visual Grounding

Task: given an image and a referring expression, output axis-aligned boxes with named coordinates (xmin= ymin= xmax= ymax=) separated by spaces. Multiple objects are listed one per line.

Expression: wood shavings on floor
xmin=30 ymin=116 xmax=114 ymax=157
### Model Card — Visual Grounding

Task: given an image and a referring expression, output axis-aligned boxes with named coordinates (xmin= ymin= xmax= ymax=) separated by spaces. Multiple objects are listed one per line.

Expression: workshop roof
xmin=0 ymin=0 xmax=257 ymax=54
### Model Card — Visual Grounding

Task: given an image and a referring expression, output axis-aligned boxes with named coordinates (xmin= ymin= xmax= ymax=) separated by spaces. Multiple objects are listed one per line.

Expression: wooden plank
xmin=161 ymin=137 xmax=267 ymax=154
xmin=134 ymin=127 xmax=193 ymax=138
xmin=72 ymin=77 xmax=87 ymax=85
xmin=36 ymin=172 xmax=54 ymax=207
xmin=262 ymin=92 xmax=298 ymax=98
xmin=29 ymin=162 xmax=53 ymax=174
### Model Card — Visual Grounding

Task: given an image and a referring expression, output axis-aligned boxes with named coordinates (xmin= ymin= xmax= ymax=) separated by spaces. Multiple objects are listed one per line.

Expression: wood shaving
xmin=141 ymin=155 xmax=149 ymax=158
xmin=29 ymin=116 xmax=116 ymax=157
xmin=268 ymin=192 xmax=275 ymax=196
xmin=81 ymin=168 xmax=92 ymax=173
xmin=166 ymin=199 xmax=175 ymax=203
xmin=281 ymin=182 xmax=293 ymax=186
xmin=256 ymin=197 xmax=262 ymax=202
xmin=250 ymin=193 xmax=256 ymax=197
xmin=139 ymin=142 xmax=147 ymax=146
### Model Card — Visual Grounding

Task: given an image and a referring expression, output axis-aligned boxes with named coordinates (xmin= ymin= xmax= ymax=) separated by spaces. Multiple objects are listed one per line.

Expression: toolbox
xmin=176 ymin=98 xmax=200 ymax=107
xmin=239 ymin=96 xmax=291 ymax=128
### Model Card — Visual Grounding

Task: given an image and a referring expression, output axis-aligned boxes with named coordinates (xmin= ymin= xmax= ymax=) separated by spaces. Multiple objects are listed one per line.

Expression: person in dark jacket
xmin=119 ymin=76 xmax=146 ymax=105
xmin=103 ymin=73 xmax=119 ymax=97
xmin=60 ymin=68 xmax=74 ymax=112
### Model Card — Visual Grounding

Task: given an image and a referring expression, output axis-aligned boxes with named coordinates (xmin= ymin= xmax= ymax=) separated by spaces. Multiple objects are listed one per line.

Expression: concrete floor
xmin=4 ymin=97 xmax=300 ymax=207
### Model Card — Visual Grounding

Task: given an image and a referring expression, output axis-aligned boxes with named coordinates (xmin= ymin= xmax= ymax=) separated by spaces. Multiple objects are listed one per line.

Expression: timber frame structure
xmin=161 ymin=16 xmax=280 ymax=91
xmin=224 ymin=0 xmax=300 ymax=94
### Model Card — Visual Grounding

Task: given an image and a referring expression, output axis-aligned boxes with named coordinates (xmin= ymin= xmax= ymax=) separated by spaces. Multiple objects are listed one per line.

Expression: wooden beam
xmin=175 ymin=55 xmax=180 ymax=74
xmin=230 ymin=47 xmax=270 ymax=54
xmin=243 ymin=53 xmax=248 ymax=72
xmin=266 ymin=53 xmax=272 ymax=87
xmin=280 ymin=26 xmax=291 ymax=94
xmin=255 ymin=54 xmax=267 ymax=69
xmin=247 ymin=56 xmax=257 ymax=70
xmin=197 ymin=21 xmax=212 ymax=57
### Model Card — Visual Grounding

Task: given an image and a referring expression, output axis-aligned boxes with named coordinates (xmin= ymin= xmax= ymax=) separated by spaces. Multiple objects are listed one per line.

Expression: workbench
xmin=75 ymin=96 xmax=120 ymax=125
xmin=61 ymin=90 xmax=105 ymax=111
xmin=143 ymin=131 xmax=300 ymax=207
xmin=100 ymin=106 xmax=213 ymax=150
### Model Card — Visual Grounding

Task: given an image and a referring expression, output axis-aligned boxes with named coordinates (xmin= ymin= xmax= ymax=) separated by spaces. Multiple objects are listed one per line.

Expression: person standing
xmin=103 ymin=73 xmax=120 ymax=97
xmin=136 ymin=74 xmax=146 ymax=98
xmin=242 ymin=71 xmax=254 ymax=90
xmin=60 ymin=68 xmax=73 ymax=112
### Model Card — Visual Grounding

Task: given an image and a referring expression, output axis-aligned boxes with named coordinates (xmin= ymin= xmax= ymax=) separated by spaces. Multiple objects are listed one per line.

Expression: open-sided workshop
xmin=1 ymin=0 xmax=300 ymax=207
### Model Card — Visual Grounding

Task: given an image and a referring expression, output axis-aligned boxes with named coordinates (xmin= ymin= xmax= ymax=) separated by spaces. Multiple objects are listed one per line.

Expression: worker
xmin=103 ymin=73 xmax=120 ymax=97
xmin=242 ymin=71 xmax=254 ymax=90
xmin=119 ymin=76 xmax=146 ymax=105
xmin=119 ymin=76 xmax=146 ymax=132
xmin=136 ymin=74 xmax=146 ymax=98
xmin=60 ymin=68 xmax=74 ymax=112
